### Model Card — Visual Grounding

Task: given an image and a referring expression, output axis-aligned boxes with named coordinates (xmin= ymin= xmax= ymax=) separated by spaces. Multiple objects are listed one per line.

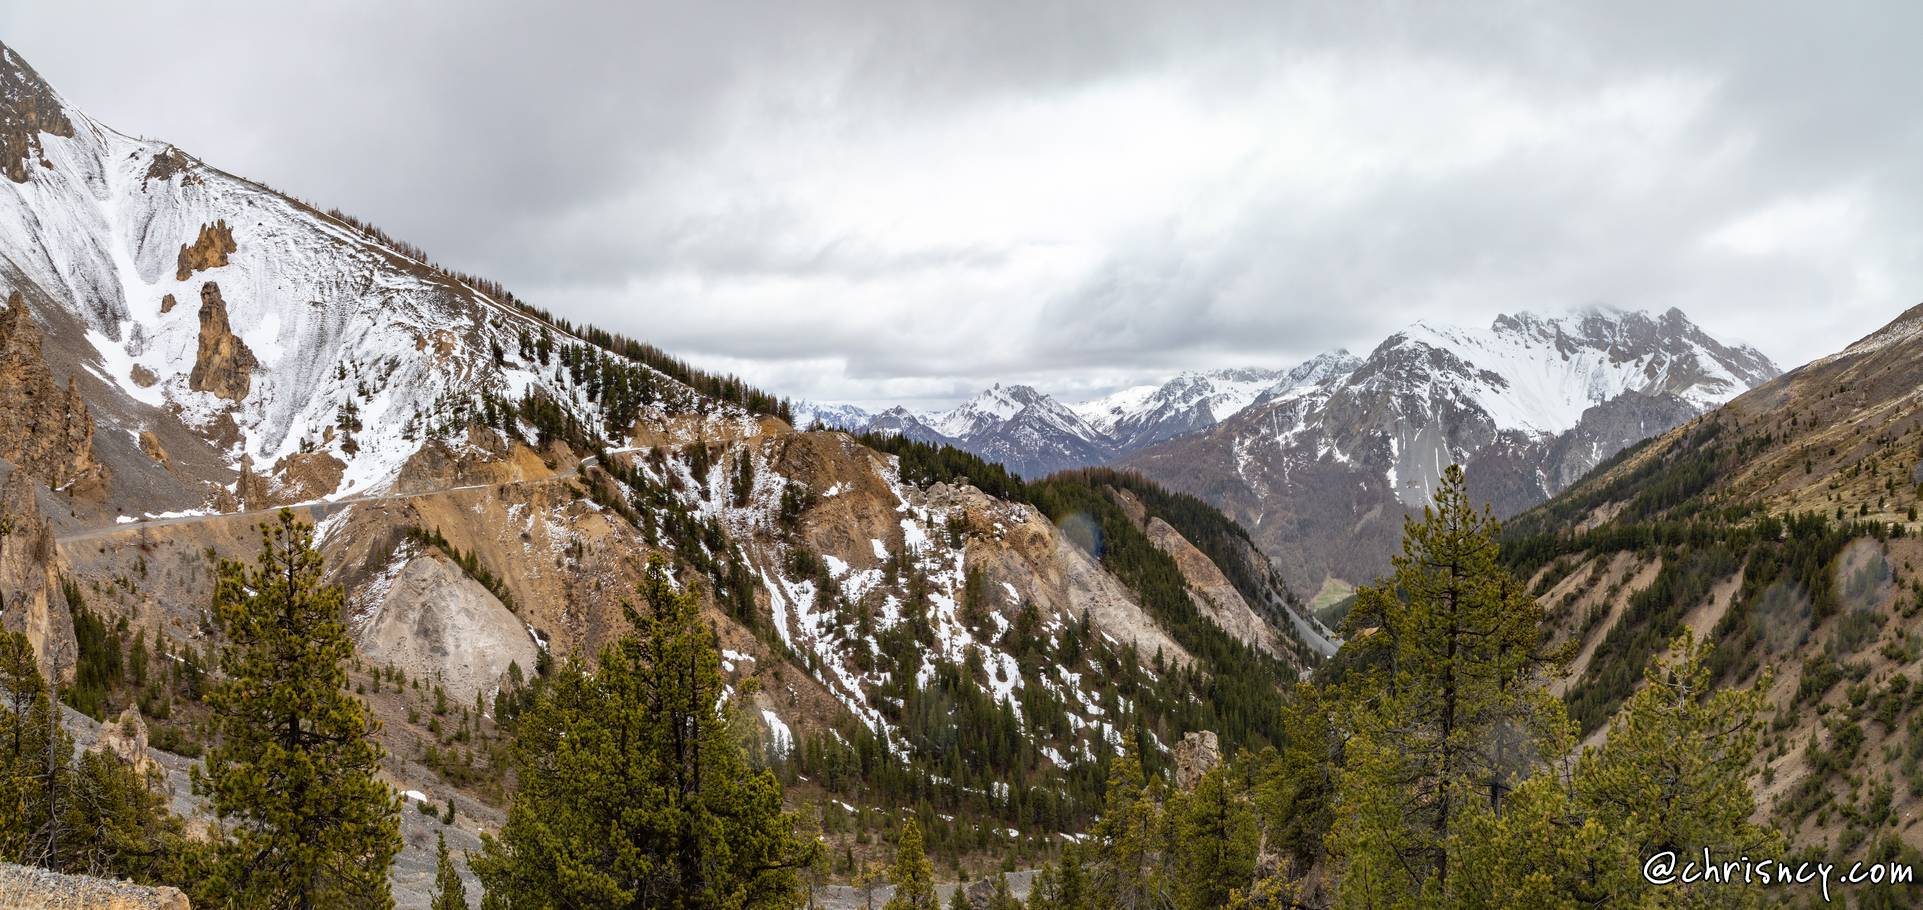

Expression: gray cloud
xmin=4 ymin=1 xmax=1919 ymax=408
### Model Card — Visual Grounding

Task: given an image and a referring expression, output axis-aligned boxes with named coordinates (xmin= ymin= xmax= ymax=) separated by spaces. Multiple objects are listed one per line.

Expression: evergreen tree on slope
xmin=473 ymin=556 xmax=817 ymax=908
xmin=194 ymin=509 xmax=400 ymax=909
xmin=884 ymin=819 xmax=937 ymax=910
xmin=1327 ymin=465 xmax=1570 ymax=907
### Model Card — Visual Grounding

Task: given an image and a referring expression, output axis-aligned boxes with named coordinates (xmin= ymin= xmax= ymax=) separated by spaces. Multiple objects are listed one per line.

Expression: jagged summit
xmin=812 ymin=307 xmax=1770 ymax=504
xmin=0 ymin=41 xmax=74 ymax=183
xmin=1122 ymin=305 xmax=1780 ymax=593
xmin=1373 ymin=306 xmax=1777 ymax=437
xmin=1079 ymin=366 xmax=1295 ymax=453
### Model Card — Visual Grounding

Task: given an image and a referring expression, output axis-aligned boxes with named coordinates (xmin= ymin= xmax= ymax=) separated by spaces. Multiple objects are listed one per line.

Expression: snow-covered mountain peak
xmin=791 ymin=400 xmax=872 ymax=431
xmin=1072 ymin=365 xmax=1312 ymax=453
xmin=1277 ymin=349 xmax=1361 ymax=389
xmin=927 ymin=383 xmax=1065 ymax=439
xmin=1366 ymin=307 xmax=1776 ymax=436
xmin=1072 ymin=384 xmax=1159 ymax=435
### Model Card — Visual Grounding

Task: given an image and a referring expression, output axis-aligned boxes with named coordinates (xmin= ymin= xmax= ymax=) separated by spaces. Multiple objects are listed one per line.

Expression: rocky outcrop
xmin=1175 ymin=730 xmax=1221 ymax=790
xmin=357 ymin=553 xmax=539 ymax=705
xmin=1143 ymin=516 xmax=1282 ymax=657
xmin=234 ymin=455 xmax=269 ymax=509
xmin=174 ymin=220 xmax=235 ymax=280
xmin=0 ymin=42 xmax=75 ymax=183
xmin=0 ymin=862 xmax=189 ymax=909
xmin=188 ymin=282 xmax=255 ymax=401
xmin=141 ymin=146 xmax=198 ymax=188
xmin=138 ymin=431 xmax=169 ymax=468
xmin=0 ymin=469 xmax=74 ymax=683
xmin=158 ymin=293 xmax=176 ymax=314
xmin=98 ymin=708 xmax=166 ymax=787
xmin=0 ymin=294 xmax=107 ymax=496
xmin=267 ymin=451 xmax=345 ymax=502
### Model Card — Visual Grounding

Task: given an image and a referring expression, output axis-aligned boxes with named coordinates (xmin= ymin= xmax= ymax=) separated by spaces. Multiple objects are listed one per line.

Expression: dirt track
xmin=54 ymin=456 xmax=596 ymax=547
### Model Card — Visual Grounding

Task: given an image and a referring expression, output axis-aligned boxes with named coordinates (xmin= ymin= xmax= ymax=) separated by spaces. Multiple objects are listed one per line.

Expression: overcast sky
xmin=6 ymin=2 xmax=1920 ymax=408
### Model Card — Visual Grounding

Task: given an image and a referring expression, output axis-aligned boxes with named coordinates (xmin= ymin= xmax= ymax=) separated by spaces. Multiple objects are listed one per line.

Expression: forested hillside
xmin=1499 ymin=301 xmax=1923 ymax=865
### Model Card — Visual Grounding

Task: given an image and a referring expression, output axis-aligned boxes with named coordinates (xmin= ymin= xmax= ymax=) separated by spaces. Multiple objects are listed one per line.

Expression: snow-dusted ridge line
xmin=2 ymin=54 xmax=740 ymax=506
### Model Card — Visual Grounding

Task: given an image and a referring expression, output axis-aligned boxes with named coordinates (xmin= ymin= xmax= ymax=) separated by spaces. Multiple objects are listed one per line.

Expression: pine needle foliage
xmin=473 ymin=557 xmax=819 ymax=908
xmin=194 ymin=509 xmax=401 ymax=909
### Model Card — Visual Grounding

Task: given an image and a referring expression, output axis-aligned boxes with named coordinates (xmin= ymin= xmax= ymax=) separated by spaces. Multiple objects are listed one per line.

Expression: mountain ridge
xmin=0 ymin=38 xmax=1330 ymax=900
xmin=1493 ymin=298 xmax=1923 ymax=859
xmin=798 ymin=307 xmax=1775 ymax=594
xmin=1122 ymin=306 xmax=1778 ymax=593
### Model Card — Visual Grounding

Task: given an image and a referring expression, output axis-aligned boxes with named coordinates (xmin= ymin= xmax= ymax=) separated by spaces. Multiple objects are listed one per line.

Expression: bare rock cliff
xmin=0 ymin=294 xmax=106 ymax=497
xmin=188 ymin=282 xmax=256 ymax=402
xmin=0 ymin=469 xmax=74 ymax=683
xmin=0 ymin=44 xmax=74 ymax=183
xmin=174 ymin=220 xmax=235 ymax=281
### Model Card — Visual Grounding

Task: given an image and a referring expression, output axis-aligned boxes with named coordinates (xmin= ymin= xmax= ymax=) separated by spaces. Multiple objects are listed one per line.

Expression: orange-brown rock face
xmin=188 ymin=282 xmax=256 ymax=401
xmin=0 ymin=470 xmax=74 ymax=682
xmin=138 ymin=430 xmax=170 ymax=468
xmin=174 ymin=220 xmax=236 ymax=281
xmin=0 ymin=43 xmax=75 ymax=183
xmin=233 ymin=455 xmax=269 ymax=509
xmin=0 ymin=294 xmax=107 ymax=497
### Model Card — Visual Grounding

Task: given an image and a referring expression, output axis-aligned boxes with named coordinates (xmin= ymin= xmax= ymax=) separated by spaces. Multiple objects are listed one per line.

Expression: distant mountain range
xmin=801 ymin=306 xmax=1780 ymax=594
xmin=793 ymin=356 xmax=1365 ymax=476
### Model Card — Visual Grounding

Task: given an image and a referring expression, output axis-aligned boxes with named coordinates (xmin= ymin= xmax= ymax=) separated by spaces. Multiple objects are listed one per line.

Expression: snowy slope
xmin=907 ymin=384 xmax=1115 ymax=476
xmin=923 ymin=384 xmax=1105 ymax=445
xmin=1383 ymin=309 xmax=1772 ymax=437
xmin=1302 ymin=307 xmax=1776 ymax=505
xmin=1083 ymin=361 xmax=1370 ymax=454
xmin=791 ymin=401 xmax=872 ymax=431
xmin=0 ymin=40 xmax=1327 ymax=818
xmin=1072 ymin=384 xmax=1159 ymax=436
xmin=0 ymin=44 xmax=708 ymax=508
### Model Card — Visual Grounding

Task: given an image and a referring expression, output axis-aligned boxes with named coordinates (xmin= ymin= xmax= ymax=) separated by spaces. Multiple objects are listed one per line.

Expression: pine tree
xmin=194 ymin=509 xmax=401 ymax=909
xmin=63 ymin=746 xmax=211 ymax=892
xmin=1451 ymin=632 xmax=1777 ymax=907
xmin=1173 ymin=764 xmax=1257 ymax=910
xmin=1023 ymin=863 xmax=1059 ymax=910
xmin=985 ymin=872 xmax=1021 ymax=910
xmin=1 ymin=630 xmax=207 ymax=889
xmin=472 ymin=556 xmax=817 ymax=907
xmin=1084 ymin=752 xmax=1165 ymax=910
xmin=856 ymin=860 xmax=886 ymax=910
xmin=1252 ymin=683 xmax=1334 ymax=878
xmin=1326 ymin=464 xmax=1571 ymax=907
xmin=884 ymin=819 xmax=937 ymax=910
xmin=1029 ymin=844 xmax=1087 ymax=910
xmin=947 ymin=880 xmax=971 ymax=910
xmin=1569 ymin=630 xmax=1776 ymax=906
xmin=1575 ymin=630 xmax=1772 ymax=858
xmin=430 ymin=832 xmax=467 ymax=910
xmin=0 ymin=630 xmax=64 ymax=867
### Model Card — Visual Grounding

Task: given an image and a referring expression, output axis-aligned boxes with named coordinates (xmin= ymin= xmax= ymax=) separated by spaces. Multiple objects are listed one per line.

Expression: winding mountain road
xmin=54 ymin=455 xmax=600 ymax=547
